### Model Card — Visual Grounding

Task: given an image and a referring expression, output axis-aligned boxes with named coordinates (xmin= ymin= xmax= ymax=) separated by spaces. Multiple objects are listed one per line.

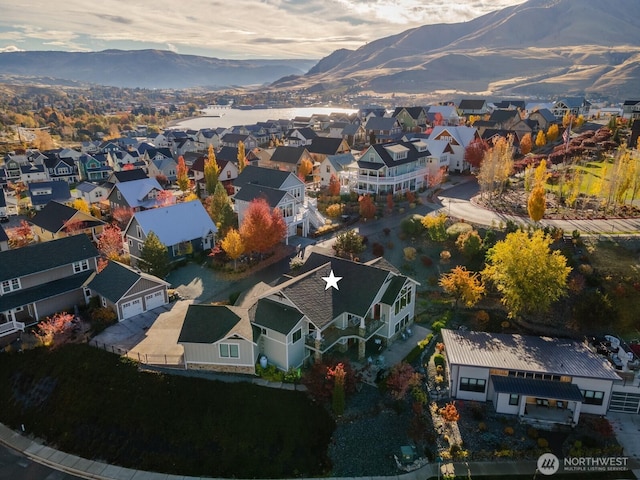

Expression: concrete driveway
xmin=91 ymin=300 xmax=192 ymax=366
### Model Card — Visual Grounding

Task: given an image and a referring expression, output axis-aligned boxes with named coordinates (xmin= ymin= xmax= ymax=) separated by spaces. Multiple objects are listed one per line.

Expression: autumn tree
xmin=156 ymin=189 xmax=175 ymax=207
xmin=8 ymin=220 xmax=33 ymax=248
xmin=220 ymin=228 xmax=245 ymax=270
xmin=35 ymin=312 xmax=75 ymax=347
xmin=139 ymin=231 xmax=170 ymax=279
xmin=332 ymin=230 xmax=366 ymax=260
xmin=385 ymin=362 xmax=423 ymax=400
xmin=239 ymin=198 xmax=287 ymax=255
xmin=464 ymin=138 xmax=489 ymax=169
xmin=328 ymin=173 xmax=341 ymax=196
xmin=421 ymin=213 xmax=447 ymax=242
xmin=358 ymin=194 xmax=376 ymax=219
xmin=98 ymin=223 xmax=123 ymax=260
xmin=176 ymin=155 xmax=189 ymax=193
xmin=208 ymin=182 xmax=236 ymax=236
xmin=31 ymin=129 xmax=55 ymax=150
xmin=476 ymin=135 xmax=514 ymax=200
xmin=535 ymin=130 xmax=547 ymax=148
xmin=237 ymin=140 xmax=246 ymax=172
xmin=111 ymin=206 xmax=134 ymax=229
xmin=527 ymin=160 xmax=549 ymax=222
xmin=455 ymin=229 xmax=483 ymax=259
xmin=520 ymin=133 xmax=533 ymax=155
xmin=205 ymin=145 xmax=220 ymax=196
xmin=547 ymin=124 xmax=560 ymax=142
xmin=482 ymin=230 xmax=571 ymax=319
xmin=439 ymin=402 xmax=460 ymax=423
xmin=298 ymin=158 xmax=313 ymax=181
xmin=439 ymin=266 xmax=485 ymax=308
xmin=328 ymin=363 xmax=346 ymax=415
xmin=72 ymin=197 xmax=90 ymax=214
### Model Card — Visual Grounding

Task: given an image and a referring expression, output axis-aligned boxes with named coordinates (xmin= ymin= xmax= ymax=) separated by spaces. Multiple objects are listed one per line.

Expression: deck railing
xmin=0 ymin=320 xmax=25 ymax=338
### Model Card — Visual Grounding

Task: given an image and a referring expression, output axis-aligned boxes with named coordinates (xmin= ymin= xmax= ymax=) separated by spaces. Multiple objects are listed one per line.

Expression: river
xmin=170 ymin=106 xmax=359 ymax=130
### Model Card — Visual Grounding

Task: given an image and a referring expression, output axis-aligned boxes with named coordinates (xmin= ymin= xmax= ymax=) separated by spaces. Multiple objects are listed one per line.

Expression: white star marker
xmin=322 ymin=270 xmax=342 ymax=291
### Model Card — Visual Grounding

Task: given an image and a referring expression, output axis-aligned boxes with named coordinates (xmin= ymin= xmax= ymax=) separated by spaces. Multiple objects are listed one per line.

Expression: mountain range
xmin=0 ymin=0 xmax=639 ymax=98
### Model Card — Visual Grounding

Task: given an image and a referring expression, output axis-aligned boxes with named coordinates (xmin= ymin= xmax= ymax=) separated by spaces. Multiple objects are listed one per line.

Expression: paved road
xmin=0 ymin=444 xmax=82 ymax=480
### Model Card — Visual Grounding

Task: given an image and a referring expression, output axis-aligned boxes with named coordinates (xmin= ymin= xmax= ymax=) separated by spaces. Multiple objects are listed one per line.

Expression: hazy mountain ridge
xmin=277 ymin=0 xmax=640 ymax=97
xmin=0 ymin=49 xmax=317 ymax=89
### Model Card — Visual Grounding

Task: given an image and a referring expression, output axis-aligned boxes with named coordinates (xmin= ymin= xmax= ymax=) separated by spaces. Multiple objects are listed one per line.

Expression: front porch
xmin=520 ymin=401 xmax=577 ymax=427
xmin=0 ymin=320 xmax=25 ymax=338
xmin=305 ymin=317 xmax=385 ymax=357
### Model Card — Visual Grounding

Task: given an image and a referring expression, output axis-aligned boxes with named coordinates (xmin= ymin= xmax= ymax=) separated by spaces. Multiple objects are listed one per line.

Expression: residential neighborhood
xmin=1 ymin=94 xmax=640 ymax=480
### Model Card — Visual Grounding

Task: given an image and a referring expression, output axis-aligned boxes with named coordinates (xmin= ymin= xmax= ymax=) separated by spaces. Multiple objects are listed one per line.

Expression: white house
xmin=428 ymin=126 xmax=479 ymax=172
xmin=442 ymin=329 xmax=622 ymax=426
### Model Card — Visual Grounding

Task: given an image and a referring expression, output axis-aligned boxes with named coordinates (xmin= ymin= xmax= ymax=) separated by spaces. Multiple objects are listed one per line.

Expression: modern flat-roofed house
xmin=441 ymin=329 xmax=621 ymax=426
xmin=178 ymin=252 xmax=419 ymax=373
xmin=0 ymin=235 xmax=99 ymax=336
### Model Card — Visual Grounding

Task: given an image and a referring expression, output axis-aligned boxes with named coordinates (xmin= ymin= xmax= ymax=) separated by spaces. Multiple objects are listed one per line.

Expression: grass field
xmin=0 ymin=345 xmax=334 ymax=478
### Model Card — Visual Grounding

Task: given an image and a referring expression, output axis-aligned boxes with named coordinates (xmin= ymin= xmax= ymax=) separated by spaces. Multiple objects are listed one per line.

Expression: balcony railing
xmin=0 ymin=320 xmax=25 ymax=338
xmin=305 ymin=318 xmax=385 ymax=352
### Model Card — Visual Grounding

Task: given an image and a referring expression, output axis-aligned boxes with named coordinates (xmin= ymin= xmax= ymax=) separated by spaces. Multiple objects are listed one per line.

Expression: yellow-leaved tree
xmin=520 ymin=133 xmax=532 ymax=155
xmin=439 ymin=266 xmax=485 ymax=308
xmin=72 ymin=197 xmax=90 ymax=214
xmin=547 ymin=124 xmax=559 ymax=142
xmin=482 ymin=230 xmax=571 ymax=319
xmin=221 ymin=228 xmax=245 ymax=270
xmin=527 ymin=159 xmax=549 ymax=222
xmin=535 ymin=130 xmax=547 ymax=148
xmin=237 ymin=141 xmax=246 ymax=173
xmin=205 ymin=144 xmax=220 ymax=196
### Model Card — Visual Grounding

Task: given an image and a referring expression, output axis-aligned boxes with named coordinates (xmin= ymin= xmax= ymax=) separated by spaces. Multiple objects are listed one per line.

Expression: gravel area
xmin=328 ymin=384 xmax=414 ymax=477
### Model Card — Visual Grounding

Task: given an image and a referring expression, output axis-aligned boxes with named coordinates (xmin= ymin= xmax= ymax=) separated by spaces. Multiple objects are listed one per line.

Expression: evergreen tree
xmin=139 ymin=231 xmax=170 ymax=279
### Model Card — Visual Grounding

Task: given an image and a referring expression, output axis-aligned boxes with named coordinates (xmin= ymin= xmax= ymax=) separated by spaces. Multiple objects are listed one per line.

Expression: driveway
xmin=91 ymin=300 xmax=192 ymax=366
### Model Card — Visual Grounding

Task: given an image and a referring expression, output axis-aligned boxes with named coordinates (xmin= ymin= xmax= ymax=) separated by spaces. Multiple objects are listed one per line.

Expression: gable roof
xmin=270 ymin=146 xmax=308 ymax=165
xmin=489 ymin=109 xmax=521 ymax=123
xmin=458 ymin=99 xmax=486 ymax=110
xmin=28 ymin=181 xmax=72 ymax=206
xmin=392 ymin=106 xmax=426 ymax=120
xmin=429 ymin=126 xmax=478 ymax=148
xmin=88 ymin=260 xmax=167 ymax=303
xmin=179 ymin=304 xmax=253 ymax=344
xmin=529 ymin=108 xmax=557 ymax=123
xmin=234 ymin=165 xmax=296 ymax=190
xmin=216 ymin=146 xmax=239 ymax=162
xmin=325 ymin=153 xmax=355 ymax=172
xmin=0 ymin=234 xmax=98 ymax=282
xmin=112 ymin=169 xmax=148 ymax=183
xmin=442 ymin=329 xmax=620 ymax=380
xmin=234 ymin=184 xmax=288 ymax=208
xmin=112 ymin=178 xmax=163 ymax=208
xmin=30 ymin=201 xmax=103 ymax=233
xmin=366 ymin=140 xmax=432 ymax=168
xmin=365 ymin=116 xmax=399 ymax=131
xmin=75 ymin=181 xmax=105 ymax=194
xmin=249 ymin=298 xmax=304 ymax=335
xmin=308 ymin=137 xmax=346 ymax=155
xmin=131 ymin=200 xmax=217 ymax=246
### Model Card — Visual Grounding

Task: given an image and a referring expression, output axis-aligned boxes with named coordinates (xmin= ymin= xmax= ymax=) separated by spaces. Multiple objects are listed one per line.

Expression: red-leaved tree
xmin=98 ymin=223 xmax=124 ymax=260
xmin=464 ymin=138 xmax=489 ymax=169
xmin=111 ymin=206 xmax=134 ymax=229
xmin=328 ymin=173 xmax=341 ymax=196
xmin=239 ymin=197 xmax=288 ymax=255
xmin=358 ymin=194 xmax=376 ymax=219
xmin=156 ymin=189 xmax=175 ymax=207
xmin=36 ymin=312 xmax=75 ymax=348
xmin=385 ymin=362 xmax=423 ymax=400
xmin=8 ymin=220 xmax=33 ymax=248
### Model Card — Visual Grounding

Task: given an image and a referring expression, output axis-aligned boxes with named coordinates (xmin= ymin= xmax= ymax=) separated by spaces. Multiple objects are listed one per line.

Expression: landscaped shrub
xmin=478 ymin=422 xmax=487 ymax=432
xmin=439 ymin=250 xmax=451 ymax=262
xmin=421 ymin=256 xmax=433 ymax=267
xmin=446 ymin=222 xmax=473 ymax=239
xmin=417 ymin=333 xmax=433 ymax=349
xmin=474 ymin=310 xmax=490 ymax=329
xmin=372 ymin=242 xmax=384 ymax=257
xmin=325 ymin=203 xmax=342 ymax=218
xmin=504 ymin=426 xmax=514 ymax=436
xmin=403 ymin=247 xmax=417 ymax=261
xmin=433 ymin=354 xmax=445 ymax=368
xmin=537 ymin=438 xmax=549 ymax=448
xmin=256 ymin=363 xmax=285 ymax=382
xmin=431 ymin=320 xmax=446 ymax=333
xmin=527 ymin=427 xmax=539 ymax=439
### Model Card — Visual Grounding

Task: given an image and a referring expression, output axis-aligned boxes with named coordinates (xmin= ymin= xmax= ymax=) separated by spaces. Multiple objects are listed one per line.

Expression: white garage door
xmin=121 ymin=298 xmax=144 ymax=320
xmin=145 ymin=291 xmax=165 ymax=310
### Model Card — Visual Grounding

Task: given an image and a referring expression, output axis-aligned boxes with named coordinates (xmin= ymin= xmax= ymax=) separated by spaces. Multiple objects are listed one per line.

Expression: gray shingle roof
xmin=308 ymin=137 xmax=345 ymax=155
xmin=270 ymin=146 xmax=307 ymax=165
xmin=234 ymin=184 xmax=288 ymax=208
xmin=442 ymin=329 xmax=621 ymax=381
xmin=30 ymin=201 xmax=103 ymax=233
xmin=234 ymin=165 xmax=293 ymax=190
xmin=88 ymin=261 xmax=144 ymax=303
xmin=0 ymin=235 xmax=98 ymax=282
xmin=491 ymin=375 xmax=584 ymax=402
xmin=249 ymin=298 xmax=304 ymax=334
xmin=178 ymin=304 xmax=252 ymax=344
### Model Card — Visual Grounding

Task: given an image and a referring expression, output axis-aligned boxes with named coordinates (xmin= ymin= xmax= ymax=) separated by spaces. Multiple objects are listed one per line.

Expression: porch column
xmin=314 ymin=331 xmax=322 ymax=363
xmin=572 ymin=402 xmax=581 ymax=425
xmin=358 ymin=319 xmax=366 ymax=360
xmin=518 ymin=398 xmax=527 ymax=417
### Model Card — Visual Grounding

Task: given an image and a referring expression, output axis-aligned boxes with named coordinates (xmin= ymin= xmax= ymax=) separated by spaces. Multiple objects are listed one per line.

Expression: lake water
xmin=172 ymin=106 xmax=358 ymax=130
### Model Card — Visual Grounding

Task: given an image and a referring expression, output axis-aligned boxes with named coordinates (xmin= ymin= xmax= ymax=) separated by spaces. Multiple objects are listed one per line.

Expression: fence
xmin=90 ymin=340 xmax=184 ymax=368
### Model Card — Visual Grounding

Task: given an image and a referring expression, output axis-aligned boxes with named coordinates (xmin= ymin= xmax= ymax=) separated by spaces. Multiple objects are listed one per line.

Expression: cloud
xmin=0 ymin=45 xmax=24 ymax=53
xmin=0 ymin=0 xmax=527 ymax=59
xmin=166 ymin=43 xmax=178 ymax=53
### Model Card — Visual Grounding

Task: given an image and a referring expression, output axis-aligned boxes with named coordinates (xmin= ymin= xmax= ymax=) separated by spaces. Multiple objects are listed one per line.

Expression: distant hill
xmin=0 ymin=49 xmax=317 ymax=89
xmin=273 ymin=0 xmax=640 ymax=98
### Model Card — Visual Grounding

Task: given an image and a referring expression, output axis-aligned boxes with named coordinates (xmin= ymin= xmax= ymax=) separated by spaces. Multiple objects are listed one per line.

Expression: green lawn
xmin=0 ymin=345 xmax=334 ymax=478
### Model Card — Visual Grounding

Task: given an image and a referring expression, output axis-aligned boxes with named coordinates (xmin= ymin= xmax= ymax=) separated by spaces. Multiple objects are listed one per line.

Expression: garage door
xmin=609 ymin=391 xmax=640 ymax=413
xmin=145 ymin=291 xmax=165 ymax=310
xmin=121 ymin=298 xmax=144 ymax=320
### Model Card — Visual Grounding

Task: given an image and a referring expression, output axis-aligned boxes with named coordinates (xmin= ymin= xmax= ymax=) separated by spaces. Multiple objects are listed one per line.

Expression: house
xmin=552 ymin=97 xmax=591 ymax=120
xmin=307 ymin=137 xmax=351 ymax=161
xmin=20 ymin=163 xmax=49 ymax=184
xmin=458 ymin=99 xmax=490 ymax=116
xmin=284 ymin=127 xmax=317 ymax=147
xmin=493 ymin=100 xmax=526 ymax=111
xmin=196 ymin=128 xmax=221 ymax=150
xmin=87 ymin=260 xmax=169 ymax=321
xmin=487 ymin=109 xmax=522 ymax=130
xmin=0 ymin=235 xmax=99 ymax=336
xmin=124 ymin=200 xmax=217 ymax=267
xmin=0 ymin=189 xmax=8 ymax=221
xmin=392 ymin=107 xmax=427 ymax=132
xmin=179 ymin=304 xmax=257 ymax=374
xmin=220 ymin=133 xmax=258 ymax=150
xmin=341 ymin=122 xmax=367 ymax=147
xmin=178 ymin=251 xmax=419 ymax=373
xmin=191 ymin=155 xmax=238 ymax=190
xmin=441 ymin=329 xmax=621 ymax=426
xmin=106 ymin=169 xmax=149 ymax=184
xmin=528 ymin=108 xmax=558 ymax=132
xmin=426 ymin=105 xmax=461 ymax=126
xmin=428 ymin=126 xmax=480 ymax=172
xmin=28 ymin=181 xmax=72 ymax=211
xmin=43 ymin=156 xmax=78 ymax=183
xmin=74 ymin=182 xmax=110 ymax=206
xmin=319 ymin=153 xmax=356 ymax=187
xmin=147 ymin=156 xmax=178 ymax=184
xmin=233 ymin=165 xmax=310 ymax=236
xmin=30 ymin=201 xmax=105 ymax=243
xmin=266 ymin=146 xmax=313 ymax=175
xmin=0 ymin=225 xmax=8 ymax=252
xmin=622 ymin=100 xmax=640 ymax=121
xmin=343 ymin=139 xmax=443 ymax=195
xmin=107 ymin=177 xmax=164 ymax=213
xmin=364 ymin=116 xmax=403 ymax=144
xmin=77 ymin=153 xmax=113 ymax=182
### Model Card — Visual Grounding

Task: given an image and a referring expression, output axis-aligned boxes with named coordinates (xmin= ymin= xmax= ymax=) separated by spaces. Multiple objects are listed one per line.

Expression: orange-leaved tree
xmin=8 ymin=220 xmax=33 ymax=248
xmin=298 ymin=158 xmax=313 ymax=181
xmin=176 ymin=155 xmax=189 ymax=193
xmin=439 ymin=265 xmax=485 ymax=308
xmin=98 ymin=223 xmax=124 ymax=260
xmin=156 ymin=189 xmax=175 ymax=207
xmin=36 ymin=312 xmax=75 ymax=348
xmin=358 ymin=194 xmax=376 ymax=219
xmin=535 ymin=130 xmax=547 ymax=148
xmin=520 ymin=133 xmax=533 ymax=155
xmin=72 ymin=197 xmax=90 ymax=214
xmin=239 ymin=197 xmax=287 ymax=255
xmin=328 ymin=173 xmax=341 ymax=196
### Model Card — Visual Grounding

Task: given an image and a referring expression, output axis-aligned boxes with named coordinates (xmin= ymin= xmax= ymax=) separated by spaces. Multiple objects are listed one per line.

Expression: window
xmin=220 ymin=343 xmax=239 ymax=358
xmin=292 ymin=329 xmax=302 ymax=343
xmin=73 ymin=260 xmax=89 ymax=273
xmin=394 ymin=284 xmax=412 ymax=314
xmin=326 ymin=165 xmax=330 ymax=173
xmin=1 ymin=278 xmax=21 ymax=294
xmin=459 ymin=377 xmax=486 ymax=393
xmin=136 ymin=226 xmax=143 ymax=238
xmin=581 ymin=390 xmax=604 ymax=405
xmin=509 ymin=394 xmax=519 ymax=406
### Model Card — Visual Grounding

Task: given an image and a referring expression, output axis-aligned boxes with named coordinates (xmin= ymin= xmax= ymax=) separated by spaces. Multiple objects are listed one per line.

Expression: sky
xmin=0 ymin=0 xmax=527 ymax=60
